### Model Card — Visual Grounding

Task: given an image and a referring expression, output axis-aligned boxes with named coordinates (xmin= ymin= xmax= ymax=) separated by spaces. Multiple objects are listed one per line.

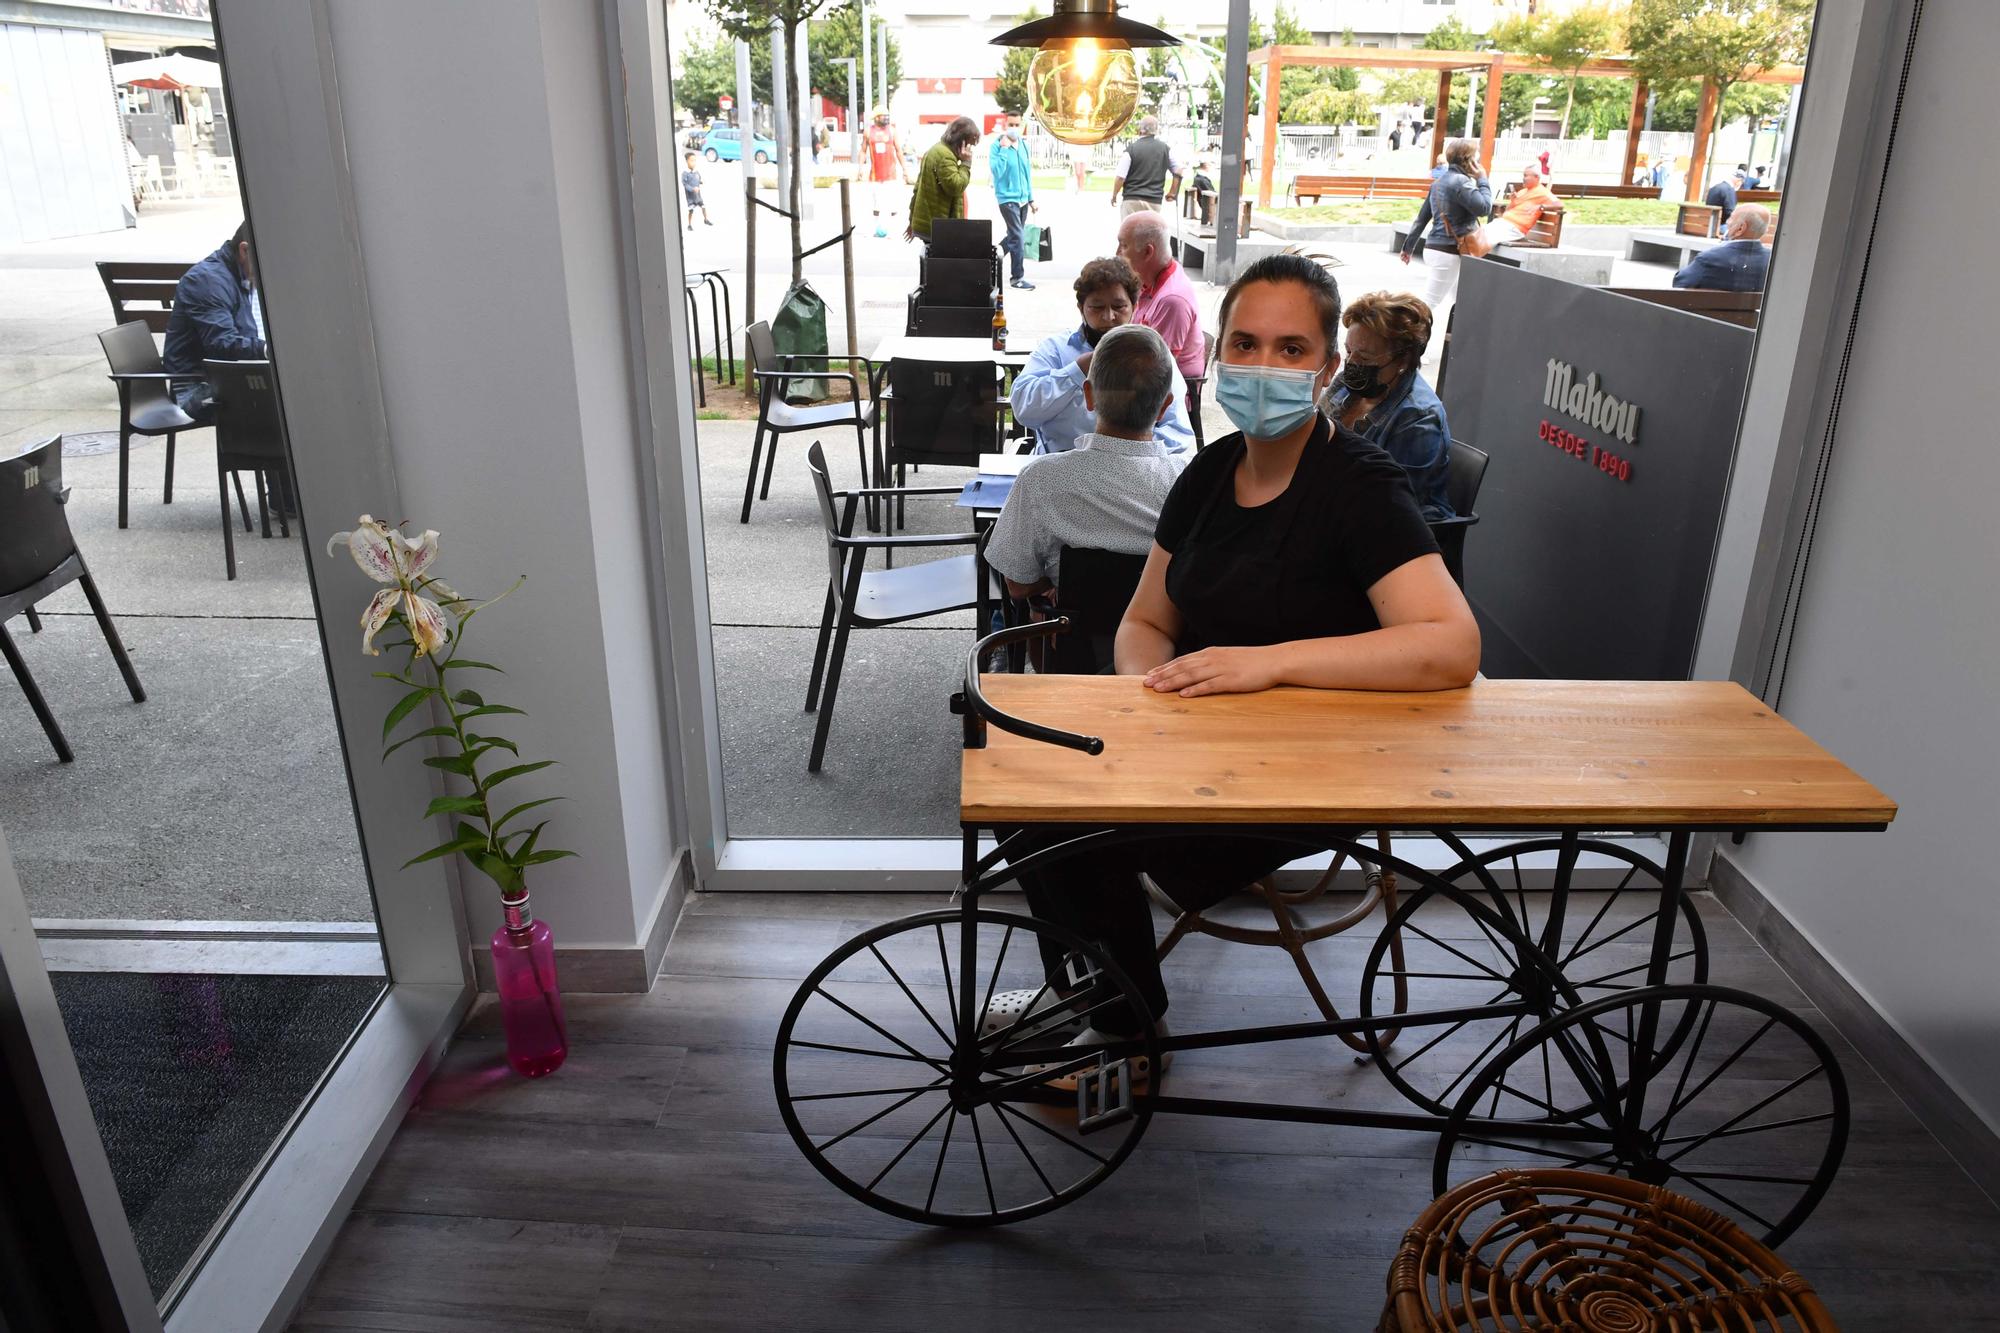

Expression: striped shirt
xmin=983 ymin=433 xmax=1187 ymax=588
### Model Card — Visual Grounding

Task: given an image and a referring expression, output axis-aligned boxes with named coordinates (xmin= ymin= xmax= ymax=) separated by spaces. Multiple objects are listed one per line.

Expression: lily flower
xmin=327 ymin=515 xmax=456 ymax=657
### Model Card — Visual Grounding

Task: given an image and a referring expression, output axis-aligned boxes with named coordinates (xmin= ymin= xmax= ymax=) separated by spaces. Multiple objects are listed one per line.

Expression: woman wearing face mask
xmin=1399 ymin=138 xmax=1492 ymax=319
xmin=993 ymin=255 xmax=1478 ymax=1076
xmin=1321 ymin=291 xmax=1453 ymax=519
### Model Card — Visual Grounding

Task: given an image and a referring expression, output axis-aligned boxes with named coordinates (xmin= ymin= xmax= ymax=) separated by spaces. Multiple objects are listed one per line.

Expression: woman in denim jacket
xmin=1320 ymin=291 xmax=1454 ymax=520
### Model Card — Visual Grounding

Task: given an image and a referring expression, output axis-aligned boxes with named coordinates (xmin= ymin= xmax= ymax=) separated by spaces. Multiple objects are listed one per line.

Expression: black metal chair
xmin=0 ymin=438 xmax=147 ymax=763
xmin=1044 ymin=546 xmax=1149 ymax=675
xmin=97 ymin=320 xmax=197 ymax=530
xmin=1428 ymin=438 xmax=1490 ymax=588
xmin=875 ymin=357 xmax=1007 ymax=529
xmin=741 ymin=320 xmax=876 ymax=524
xmin=804 ymin=441 xmax=990 ymax=773
xmin=1186 ymin=331 xmax=1216 ymax=451
xmin=203 ymin=359 xmax=295 ymax=580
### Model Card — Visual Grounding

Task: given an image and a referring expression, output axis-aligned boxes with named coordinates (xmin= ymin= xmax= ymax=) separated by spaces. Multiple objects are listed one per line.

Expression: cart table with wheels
xmin=775 ymin=627 xmax=1896 ymax=1245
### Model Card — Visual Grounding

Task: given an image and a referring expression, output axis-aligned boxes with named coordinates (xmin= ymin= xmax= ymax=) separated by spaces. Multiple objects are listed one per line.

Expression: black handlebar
xmin=950 ymin=619 xmax=1106 ymax=756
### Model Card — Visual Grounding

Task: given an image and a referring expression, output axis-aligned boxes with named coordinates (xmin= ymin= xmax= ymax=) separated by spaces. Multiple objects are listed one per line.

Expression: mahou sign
xmin=1439 ymin=261 xmax=1753 ymax=680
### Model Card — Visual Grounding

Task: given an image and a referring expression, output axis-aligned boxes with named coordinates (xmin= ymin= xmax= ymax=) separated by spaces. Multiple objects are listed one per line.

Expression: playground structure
xmin=1248 ymin=45 xmax=1806 ymax=209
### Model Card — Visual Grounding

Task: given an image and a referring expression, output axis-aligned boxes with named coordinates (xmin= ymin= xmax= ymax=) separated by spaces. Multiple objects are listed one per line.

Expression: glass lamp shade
xmin=1028 ymin=40 xmax=1139 ymax=145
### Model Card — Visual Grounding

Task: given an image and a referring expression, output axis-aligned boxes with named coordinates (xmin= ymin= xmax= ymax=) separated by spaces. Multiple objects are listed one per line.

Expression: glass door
xmin=0 ymin=21 xmax=387 ymax=1304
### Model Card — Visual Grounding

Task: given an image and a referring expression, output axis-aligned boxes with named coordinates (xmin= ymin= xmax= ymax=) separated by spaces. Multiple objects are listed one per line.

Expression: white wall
xmin=1718 ymin=2 xmax=2000 ymax=1138
xmin=322 ymin=0 xmax=682 ymax=954
xmin=0 ymin=24 xmax=130 ymax=243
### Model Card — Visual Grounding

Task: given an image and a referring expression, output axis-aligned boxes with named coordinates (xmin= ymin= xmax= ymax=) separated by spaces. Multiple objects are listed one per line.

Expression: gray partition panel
xmin=1441 ymin=260 xmax=1752 ymax=680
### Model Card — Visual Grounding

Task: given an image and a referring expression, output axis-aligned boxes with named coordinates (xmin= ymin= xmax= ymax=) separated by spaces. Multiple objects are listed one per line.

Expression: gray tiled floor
xmin=290 ymin=890 xmax=2000 ymax=1331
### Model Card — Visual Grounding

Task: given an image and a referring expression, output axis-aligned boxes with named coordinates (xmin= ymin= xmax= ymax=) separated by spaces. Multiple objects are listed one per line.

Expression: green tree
xmin=1492 ymin=3 xmax=1626 ymax=137
xmin=1281 ymin=87 xmax=1367 ymax=127
xmin=675 ymin=32 xmax=775 ymax=123
xmin=706 ymin=0 xmax=847 ymax=283
xmin=809 ymin=3 xmax=901 ymax=110
xmin=1628 ymin=0 xmax=1811 ymax=178
xmin=1647 ymin=78 xmax=1789 ymax=134
xmin=994 ymin=8 xmax=1039 ymax=116
xmin=1421 ymin=17 xmax=1486 ymax=53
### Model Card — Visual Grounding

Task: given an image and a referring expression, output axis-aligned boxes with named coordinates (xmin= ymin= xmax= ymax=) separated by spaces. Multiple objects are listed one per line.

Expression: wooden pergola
xmin=1248 ymin=45 xmax=1806 ymax=208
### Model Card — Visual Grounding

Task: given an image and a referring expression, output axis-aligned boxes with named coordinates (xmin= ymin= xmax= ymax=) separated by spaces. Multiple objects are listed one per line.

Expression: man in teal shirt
xmin=989 ymin=119 xmax=1036 ymax=290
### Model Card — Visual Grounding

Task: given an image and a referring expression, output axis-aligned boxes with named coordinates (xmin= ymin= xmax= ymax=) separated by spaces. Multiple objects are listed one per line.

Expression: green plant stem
xmin=415 ymin=639 xmax=505 ymax=879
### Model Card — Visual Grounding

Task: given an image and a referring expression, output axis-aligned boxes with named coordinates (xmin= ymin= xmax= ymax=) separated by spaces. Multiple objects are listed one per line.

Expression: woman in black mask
xmin=1320 ymin=290 xmax=1454 ymax=519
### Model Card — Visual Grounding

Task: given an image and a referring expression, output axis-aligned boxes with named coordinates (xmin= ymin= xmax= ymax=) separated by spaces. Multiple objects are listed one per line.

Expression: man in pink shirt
xmin=1115 ymin=210 xmax=1206 ymax=382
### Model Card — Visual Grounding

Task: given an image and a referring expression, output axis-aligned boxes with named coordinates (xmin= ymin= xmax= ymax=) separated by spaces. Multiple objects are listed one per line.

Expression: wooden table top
xmin=869 ymin=334 xmax=1032 ymax=366
xmin=960 ymin=677 xmax=1896 ymax=830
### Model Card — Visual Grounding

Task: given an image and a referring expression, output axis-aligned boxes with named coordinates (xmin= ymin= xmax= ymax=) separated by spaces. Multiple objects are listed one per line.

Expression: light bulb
xmin=1027 ymin=39 xmax=1139 ymax=146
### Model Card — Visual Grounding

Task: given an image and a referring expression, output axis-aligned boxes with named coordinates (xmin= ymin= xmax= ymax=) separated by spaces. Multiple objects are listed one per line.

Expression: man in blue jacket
xmin=165 ymin=222 xmax=283 ymax=508
xmin=988 ymin=119 xmax=1036 ymax=290
xmin=164 ymin=222 xmax=268 ymax=423
xmin=1674 ymin=204 xmax=1771 ymax=292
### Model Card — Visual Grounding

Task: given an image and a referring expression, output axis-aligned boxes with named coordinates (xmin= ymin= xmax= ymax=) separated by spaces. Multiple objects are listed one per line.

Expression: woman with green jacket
xmin=907 ymin=116 xmax=980 ymax=247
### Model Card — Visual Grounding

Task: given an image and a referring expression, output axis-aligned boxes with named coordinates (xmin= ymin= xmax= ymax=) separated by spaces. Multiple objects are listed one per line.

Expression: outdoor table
xmin=774 ymin=647 xmax=1895 ymax=1245
xmin=867 ymin=334 xmax=1032 ymax=369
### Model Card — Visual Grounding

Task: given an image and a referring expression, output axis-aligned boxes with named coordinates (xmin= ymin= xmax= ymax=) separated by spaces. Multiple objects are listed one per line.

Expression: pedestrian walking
xmin=990 ymin=117 xmax=1037 ymax=289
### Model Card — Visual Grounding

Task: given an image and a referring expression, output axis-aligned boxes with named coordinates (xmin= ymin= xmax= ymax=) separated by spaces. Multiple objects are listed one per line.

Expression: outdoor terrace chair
xmin=740 ymin=319 xmax=876 ymax=524
xmin=97 ymin=320 xmax=197 ymax=529
xmin=803 ymin=441 xmax=991 ymax=773
xmin=0 ymin=437 xmax=147 ymax=763
xmin=875 ymin=356 xmax=1006 ymax=529
xmin=1430 ymin=438 xmax=1489 ymax=588
xmin=1043 ymin=546 xmax=1148 ymax=676
xmin=203 ymin=359 xmax=295 ymax=580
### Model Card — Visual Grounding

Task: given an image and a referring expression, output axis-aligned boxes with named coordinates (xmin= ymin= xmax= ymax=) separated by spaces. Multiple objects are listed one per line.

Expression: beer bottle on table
xmin=991 ymin=289 xmax=1007 ymax=352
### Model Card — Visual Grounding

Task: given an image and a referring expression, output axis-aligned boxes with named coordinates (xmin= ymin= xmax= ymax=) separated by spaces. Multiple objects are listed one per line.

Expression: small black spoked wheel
xmin=1359 ymin=839 xmax=1707 ymax=1116
xmin=1434 ymin=983 xmax=1849 ymax=1247
xmin=774 ymin=908 xmax=1159 ymax=1227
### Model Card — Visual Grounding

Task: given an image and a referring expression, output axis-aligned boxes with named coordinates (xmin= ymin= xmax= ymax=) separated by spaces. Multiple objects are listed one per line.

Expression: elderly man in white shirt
xmin=1010 ymin=256 xmax=1195 ymax=457
xmin=985 ymin=323 xmax=1189 ymax=601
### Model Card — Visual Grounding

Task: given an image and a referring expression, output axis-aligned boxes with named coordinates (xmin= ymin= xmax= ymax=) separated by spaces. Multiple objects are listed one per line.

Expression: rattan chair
xmin=1378 ymin=1168 xmax=1838 ymax=1332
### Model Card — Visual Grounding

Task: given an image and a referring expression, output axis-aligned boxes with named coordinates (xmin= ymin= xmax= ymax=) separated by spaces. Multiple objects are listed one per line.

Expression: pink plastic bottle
xmin=490 ymin=893 xmax=568 ymax=1077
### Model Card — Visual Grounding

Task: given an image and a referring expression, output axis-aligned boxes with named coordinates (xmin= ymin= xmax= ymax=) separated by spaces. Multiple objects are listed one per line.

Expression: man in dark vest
xmin=1110 ymin=116 xmax=1183 ymax=217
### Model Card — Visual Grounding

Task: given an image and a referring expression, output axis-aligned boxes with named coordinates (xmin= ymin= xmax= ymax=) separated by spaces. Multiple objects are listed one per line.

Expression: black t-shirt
xmin=1153 ymin=415 xmax=1439 ymax=653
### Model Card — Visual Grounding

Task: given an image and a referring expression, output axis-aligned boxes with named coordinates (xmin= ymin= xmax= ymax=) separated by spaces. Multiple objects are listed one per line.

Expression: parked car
xmin=701 ymin=126 xmax=776 ymax=164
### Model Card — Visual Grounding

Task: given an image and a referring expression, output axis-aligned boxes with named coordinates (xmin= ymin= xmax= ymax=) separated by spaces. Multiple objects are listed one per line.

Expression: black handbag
xmin=1035 ymin=225 xmax=1054 ymax=262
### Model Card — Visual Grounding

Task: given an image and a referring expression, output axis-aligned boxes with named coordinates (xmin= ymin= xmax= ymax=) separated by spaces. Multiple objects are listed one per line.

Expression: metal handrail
xmin=951 ymin=620 xmax=1105 ymax=756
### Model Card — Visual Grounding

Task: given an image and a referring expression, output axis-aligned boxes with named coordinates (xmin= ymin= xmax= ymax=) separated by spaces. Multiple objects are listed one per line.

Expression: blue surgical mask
xmin=1214 ymin=363 xmax=1324 ymax=439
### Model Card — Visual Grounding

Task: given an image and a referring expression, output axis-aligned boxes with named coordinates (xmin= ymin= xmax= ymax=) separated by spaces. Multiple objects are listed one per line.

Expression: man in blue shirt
xmin=1674 ymin=204 xmax=1772 ymax=292
xmin=1011 ymin=257 xmax=1194 ymax=456
xmin=988 ymin=119 xmax=1036 ymax=290
xmin=164 ymin=222 xmax=268 ymax=424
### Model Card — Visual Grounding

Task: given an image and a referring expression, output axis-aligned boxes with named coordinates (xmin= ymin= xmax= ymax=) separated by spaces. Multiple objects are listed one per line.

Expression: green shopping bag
xmin=771 ymin=280 xmax=829 ymax=403
xmin=1022 ymin=223 xmax=1042 ymax=262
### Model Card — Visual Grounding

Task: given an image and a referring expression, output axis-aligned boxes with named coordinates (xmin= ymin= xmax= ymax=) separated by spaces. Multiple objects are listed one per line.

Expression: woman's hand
xmin=1399 ymin=250 xmax=1412 ymax=265
xmin=1143 ymin=646 xmax=1283 ymax=697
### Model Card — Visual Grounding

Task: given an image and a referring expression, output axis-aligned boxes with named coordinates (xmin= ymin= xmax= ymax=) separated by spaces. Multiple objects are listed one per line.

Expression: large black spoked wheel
xmin=774 ymin=908 xmax=1160 ymax=1228
xmin=1434 ymin=983 xmax=1849 ymax=1247
xmin=1359 ymin=839 xmax=1707 ymax=1117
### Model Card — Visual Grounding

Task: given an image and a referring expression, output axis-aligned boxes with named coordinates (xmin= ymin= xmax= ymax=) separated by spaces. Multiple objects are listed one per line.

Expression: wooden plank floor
xmin=290 ymin=891 xmax=2000 ymax=1332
